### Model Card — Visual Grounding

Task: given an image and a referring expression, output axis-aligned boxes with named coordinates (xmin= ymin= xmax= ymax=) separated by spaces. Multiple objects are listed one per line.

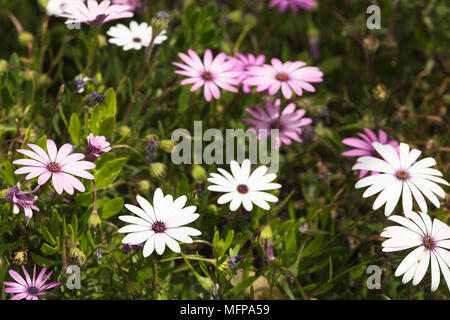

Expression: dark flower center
xmin=152 ymin=221 xmax=166 ymax=233
xmin=396 ymin=170 xmax=409 ymax=180
xmin=27 ymin=286 xmax=39 ymax=295
xmin=270 ymin=120 xmax=282 ymax=131
xmin=202 ymin=71 xmax=213 ymax=80
xmin=237 ymin=184 xmax=249 ymax=194
xmin=47 ymin=161 xmax=61 ymax=172
xmin=132 ymin=37 xmax=141 ymax=43
xmin=423 ymin=236 xmax=435 ymax=251
xmin=275 ymin=72 xmax=289 ymax=81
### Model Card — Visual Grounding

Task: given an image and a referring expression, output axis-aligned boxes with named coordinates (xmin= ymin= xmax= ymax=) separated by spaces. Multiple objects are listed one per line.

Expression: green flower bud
xmin=151 ymin=11 xmax=169 ymax=35
xmin=260 ymin=225 xmax=273 ymax=241
xmin=137 ymin=180 xmax=151 ymax=193
xmin=117 ymin=126 xmax=131 ymax=137
xmin=206 ymin=204 xmax=218 ymax=215
xmin=18 ymin=32 xmax=34 ymax=47
xmin=88 ymin=211 xmax=101 ymax=230
xmin=363 ymin=35 xmax=379 ymax=53
xmin=70 ymin=247 xmax=87 ymax=266
xmin=158 ymin=140 xmax=176 ymax=153
xmin=191 ymin=164 xmax=206 ymax=182
xmin=0 ymin=59 xmax=8 ymax=73
xmin=197 ymin=276 xmax=214 ymax=292
xmin=149 ymin=162 xmax=166 ymax=179
xmin=126 ymin=281 xmax=142 ymax=299
xmin=373 ymin=84 xmax=388 ymax=101
xmin=0 ymin=189 xmax=8 ymax=199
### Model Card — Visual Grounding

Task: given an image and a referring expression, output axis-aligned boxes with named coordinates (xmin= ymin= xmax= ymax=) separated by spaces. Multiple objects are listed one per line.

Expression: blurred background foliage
xmin=0 ymin=0 xmax=448 ymax=299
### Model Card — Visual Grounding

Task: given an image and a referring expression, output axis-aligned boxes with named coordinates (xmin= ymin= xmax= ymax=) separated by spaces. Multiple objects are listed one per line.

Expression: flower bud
xmin=18 ymin=32 xmax=34 ymax=47
xmin=373 ymin=84 xmax=388 ymax=101
xmin=260 ymin=225 xmax=273 ymax=241
xmin=117 ymin=125 xmax=131 ymax=137
xmin=191 ymin=164 xmax=206 ymax=182
xmin=363 ymin=35 xmax=379 ymax=53
xmin=126 ymin=281 xmax=142 ymax=299
xmin=70 ymin=247 xmax=87 ymax=266
xmin=158 ymin=140 xmax=176 ymax=153
xmin=85 ymin=133 xmax=111 ymax=162
xmin=197 ymin=276 xmax=214 ymax=292
xmin=137 ymin=180 xmax=150 ymax=193
xmin=149 ymin=162 xmax=166 ymax=179
xmin=88 ymin=210 xmax=101 ymax=230
xmin=151 ymin=11 xmax=169 ymax=35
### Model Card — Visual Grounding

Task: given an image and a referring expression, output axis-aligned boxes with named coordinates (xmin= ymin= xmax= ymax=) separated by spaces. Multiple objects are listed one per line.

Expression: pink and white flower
xmin=5 ymin=183 xmax=40 ymax=223
xmin=3 ymin=265 xmax=60 ymax=300
xmin=243 ymin=58 xmax=323 ymax=99
xmin=172 ymin=49 xmax=240 ymax=102
xmin=354 ymin=142 xmax=449 ymax=216
xmin=13 ymin=139 xmax=96 ymax=195
xmin=342 ymin=128 xmax=399 ymax=178
xmin=243 ymin=98 xmax=312 ymax=148
xmin=58 ymin=0 xmax=134 ymax=26
xmin=227 ymin=53 xmax=266 ymax=93
xmin=269 ymin=0 xmax=318 ymax=13
xmin=85 ymin=133 xmax=111 ymax=161
xmin=381 ymin=211 xmax=450 ymax=292
xmin=118 ymin=189 xmax=201 ymax=256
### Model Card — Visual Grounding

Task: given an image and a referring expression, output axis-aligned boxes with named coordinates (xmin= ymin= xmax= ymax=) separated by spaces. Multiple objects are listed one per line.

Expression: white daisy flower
xmin=118 ymin=188 xmax=201 ymax=257
xmin=353 ymin=142 xmax=449 ymax=216
xmin=207 ymin=159 xmax=281 ymax=211
xmin=46 ymin=0 xmax=84 ymax=16
xmin=381 ymin=211 xmax=450 ymax=292
xmin=106 ymin=21 xmax=167 ymax=51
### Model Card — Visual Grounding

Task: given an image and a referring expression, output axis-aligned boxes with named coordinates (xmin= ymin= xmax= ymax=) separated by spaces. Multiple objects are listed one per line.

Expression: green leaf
xmin=95 ymin=157 xmax=127 ymax=190
xmin=228 ymin=276 xmax=256 ymax=296
xmin=100 ymin=197 xmax=124 ymax=219
xmin=41 ymin=243 xmax=59 ymax=255
xmin=99 ymin=116 xmax=115 ymax=137
xmin=69 ymin=113 xmax=81 ymax=146
xmin=104 ymin=87 xmax=117 ymax=116
xmin=31 ymin=253 xmax=58 ymax=267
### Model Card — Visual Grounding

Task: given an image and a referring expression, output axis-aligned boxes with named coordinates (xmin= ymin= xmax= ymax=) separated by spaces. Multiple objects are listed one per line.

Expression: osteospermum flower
xmin=243 ymin=58 xmax=323 ymax=99
xmin=13 ymin=139 xmax=96 ymax=195
xmin=118 ymin=189 xmax=201 ymax=256
xmin=228 ymin=53 xmax=266 ymax=93
xmin=106 ymin=21 xmax=167 ymax=51
xmin=207 ymin=159 xmax=281 ymax=211
xmin=342 ymin=128 xmax=399 ymax=178
xmin=172 ymin=49 xmax=240 ymax=102
xmin=381 ymin=211 xmax=450 ymax=292
xmin=58 ymin=0 xmax=134 ymax=26
xmin=112 ymin=0 xmax=145 ymax=12
xmin=269 ymin=0 xmax=317 ymax=13
xmin=85 ymin=133 xmax=111 ymax=161
xmin=243 ymin=97 xmax=312 ymax=149
xmin=354 ymin=142 xmax=449 ymax=216
xmin=3 ymin=265 xmax=60 ymax=300
xmin=5 ymin=183 xmax=40 ymax=223
xmin=47 ymin=0 xmax=85 ymax=16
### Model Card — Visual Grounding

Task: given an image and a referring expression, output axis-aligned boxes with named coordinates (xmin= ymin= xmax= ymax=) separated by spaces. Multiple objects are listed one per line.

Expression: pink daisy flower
xmin=172 ymin=49 xmax=241 ymax=102
xmin=243 ymin=98 xmax=313 ymax=149
xmin=13 ymin=139 xmax=96 ymax=195
xmin=5 ymin=183 xmax=40 ymax=223
xmin=227 ymin=53 xmax=266 ymax=93
xmin=269 ymin=0 xmax=318 ymax=13
xmin=342 ymin=128 xmax=399 ymax=178
xmin=85 ymin=133 xmax=111 ymax=162
xmin=243 ymin=58 xmax=323 ymax=99
xmin=59 ymin=0 xmax=134 ymax=26
xmin=3 ymin=265 xmax=60 ymax=300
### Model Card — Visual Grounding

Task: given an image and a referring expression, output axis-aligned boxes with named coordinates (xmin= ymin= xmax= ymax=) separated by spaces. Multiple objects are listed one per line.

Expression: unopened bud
xmin=149 ymin=162 xmax=166 ymax=179
xmin=88 ymin=210 xmax=101 ymax=229
xmin=191 ymin=164 xmax=206 ymax=182
xmin=18 ymin=32 xmax=34 ymax=47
